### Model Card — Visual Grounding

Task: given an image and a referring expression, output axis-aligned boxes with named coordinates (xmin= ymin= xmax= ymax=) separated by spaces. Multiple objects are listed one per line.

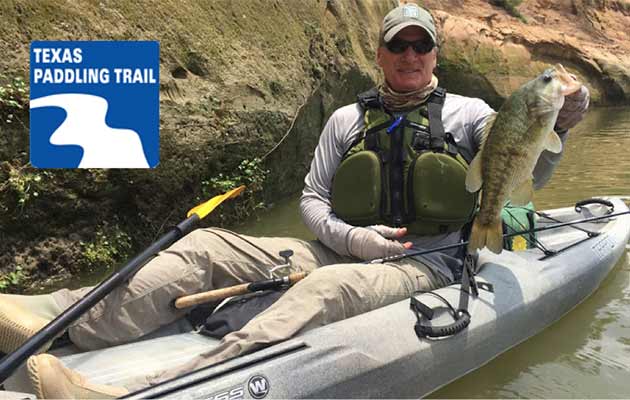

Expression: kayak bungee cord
xmin=0 ymin=186 xmax=246 ymax=384
xmin=508 ymin=199 xmax=615 ymax=260
xmin=502 ymin=207 xmax=554 ymax=255
xmin=370 ymin=206 xmax=630 ymax=265
xmin=502 ymin=198 xmax=613 ymax=251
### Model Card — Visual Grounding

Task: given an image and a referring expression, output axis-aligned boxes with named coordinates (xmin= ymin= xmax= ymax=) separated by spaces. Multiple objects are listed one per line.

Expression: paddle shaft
xmin=0 ymin=215 xmax=199 ymax=383
xmin=174 ymin=272 xmax=308 ymax=309
xmin=369 ymin=209 xmax=630 ymax=264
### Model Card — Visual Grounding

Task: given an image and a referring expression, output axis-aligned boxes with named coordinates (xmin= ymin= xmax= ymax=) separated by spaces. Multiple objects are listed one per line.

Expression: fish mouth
xmin=554 ymin=64 xmax=582 ymax=96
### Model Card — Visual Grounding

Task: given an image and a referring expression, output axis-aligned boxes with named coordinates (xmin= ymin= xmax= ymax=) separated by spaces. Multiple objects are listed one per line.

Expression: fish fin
xmin=468 ymin=217 xmax=503 ymax=254
xmin=478 ymin=113 xmax=496 ymax=150
xmin=543 ymin=130 xmax=563 ymax=153
xmin=510 ymin=179 xmax=534 ymax=206
xmin=466 ymin=114 xmax=495 ymax=193
xmin=465 ymin=152 xmax=483 ymax=193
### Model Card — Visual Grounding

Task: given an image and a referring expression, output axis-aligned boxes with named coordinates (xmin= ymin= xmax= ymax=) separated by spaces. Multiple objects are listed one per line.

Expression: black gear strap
xmin=410 ymin=253 xmax=494 ymax=339
xmin=426 ymin=87 xmax=457 ymax=155
xmin=357 ymin=87 xmax=381 ymax=110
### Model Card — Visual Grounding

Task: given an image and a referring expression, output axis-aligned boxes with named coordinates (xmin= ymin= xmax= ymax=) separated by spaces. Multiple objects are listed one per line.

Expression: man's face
xmin=377 ymin=26 xmax=437 ymax=93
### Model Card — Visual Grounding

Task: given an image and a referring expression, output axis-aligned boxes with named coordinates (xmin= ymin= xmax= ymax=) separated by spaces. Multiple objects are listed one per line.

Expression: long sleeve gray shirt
xmin=300 ymin=91 xmax=580 ymax=264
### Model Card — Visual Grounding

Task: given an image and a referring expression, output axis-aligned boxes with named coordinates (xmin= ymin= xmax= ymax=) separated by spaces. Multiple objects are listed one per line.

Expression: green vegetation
xmin=201 ymin=158 xmax=270 ymax=220
xmin=206 ymin=158 xmax=268 ymax=193
xmin=0 ymin=266 xmax=25 ymax=291
xmin=490 ymin=0 xmax=527 ymax=22
xmin=6 ymin=169 xmax=45 ymax=211
xmin=0 ymin=166 xmax=51 ymax=215
xmin=80 ymin=226 xmax=132 ymax=272
xmin=0 ymin=74 xmax=28 ymax=126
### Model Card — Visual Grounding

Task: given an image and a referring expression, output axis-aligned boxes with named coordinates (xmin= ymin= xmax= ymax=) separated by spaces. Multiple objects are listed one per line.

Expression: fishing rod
xmin=0 ymin=186 xmax=246 ymax=384
xmin=369 ymin=208 xmax=630 ymax=264
xmin=172 ymin=207 xmax=630 ymax=308
xmin=174 ymin=272 xmax=307 ymax=309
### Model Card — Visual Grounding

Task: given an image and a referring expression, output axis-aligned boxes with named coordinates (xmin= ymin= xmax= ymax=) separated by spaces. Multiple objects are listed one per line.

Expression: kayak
xmin=3 ymin=197 xmax=630 ymax=399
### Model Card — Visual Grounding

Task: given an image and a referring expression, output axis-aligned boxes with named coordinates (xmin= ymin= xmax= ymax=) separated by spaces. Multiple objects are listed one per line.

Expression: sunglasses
xmin=385 ymin=38 xmax=435 ymax=55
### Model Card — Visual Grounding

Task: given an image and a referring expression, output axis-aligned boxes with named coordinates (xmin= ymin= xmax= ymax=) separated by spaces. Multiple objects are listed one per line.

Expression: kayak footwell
xmin=4 ymin=332 xmax=221 ymax=392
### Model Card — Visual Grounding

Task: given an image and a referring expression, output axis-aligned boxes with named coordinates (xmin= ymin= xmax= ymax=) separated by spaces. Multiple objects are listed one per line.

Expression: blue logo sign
xmin=30 ymin=41 xmax=159 ymax=168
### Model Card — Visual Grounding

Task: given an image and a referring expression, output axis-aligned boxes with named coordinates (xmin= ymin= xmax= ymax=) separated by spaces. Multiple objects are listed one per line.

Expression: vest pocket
xmin=331 ymin=150 xmax=382 ymax=225
xmin=407 ymin=152 xmax=477 ymax=235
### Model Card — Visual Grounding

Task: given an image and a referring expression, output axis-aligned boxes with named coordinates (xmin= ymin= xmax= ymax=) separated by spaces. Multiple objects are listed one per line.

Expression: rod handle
xmin=173 ymin=272 xmax=308 ymax=309
xmin=288 ymin=271 xmax=307 ymax=284
xmin=174 ymin=283 xmax=250 ymax=309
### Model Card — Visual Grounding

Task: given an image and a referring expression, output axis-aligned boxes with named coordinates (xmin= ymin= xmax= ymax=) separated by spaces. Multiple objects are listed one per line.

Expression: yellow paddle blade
xmin=187 ymin=185 xmax=246 ymax=219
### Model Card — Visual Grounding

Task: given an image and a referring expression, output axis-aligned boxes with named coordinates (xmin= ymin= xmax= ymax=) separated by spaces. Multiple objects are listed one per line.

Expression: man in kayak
xmin=0 ymin=3 xmax=590 ymax=398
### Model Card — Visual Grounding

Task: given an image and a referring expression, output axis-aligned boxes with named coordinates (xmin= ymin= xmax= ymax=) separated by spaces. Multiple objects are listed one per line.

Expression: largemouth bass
xmin=466 ymin=64 xmax=581 ymax=254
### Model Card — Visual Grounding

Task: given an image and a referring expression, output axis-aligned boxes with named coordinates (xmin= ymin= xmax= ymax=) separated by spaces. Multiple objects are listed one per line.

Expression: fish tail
xmin=467 ymin=218 xmax=504 ymax=254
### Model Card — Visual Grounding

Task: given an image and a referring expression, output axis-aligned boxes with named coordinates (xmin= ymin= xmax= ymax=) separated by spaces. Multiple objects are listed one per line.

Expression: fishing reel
xmin=267 ymin=249 xmax=294 ymax=278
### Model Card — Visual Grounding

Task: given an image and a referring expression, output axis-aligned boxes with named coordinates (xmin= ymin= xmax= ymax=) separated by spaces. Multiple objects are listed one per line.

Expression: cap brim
xmin=383 ymin=21 xmax=435 ymax=44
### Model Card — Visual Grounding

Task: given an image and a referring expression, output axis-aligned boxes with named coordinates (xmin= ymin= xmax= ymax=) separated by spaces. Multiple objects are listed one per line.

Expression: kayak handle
xmin=575 ymin=198 xmax=614 ymax=214
xmin=414 ymin=309 xmax=471 ymax=338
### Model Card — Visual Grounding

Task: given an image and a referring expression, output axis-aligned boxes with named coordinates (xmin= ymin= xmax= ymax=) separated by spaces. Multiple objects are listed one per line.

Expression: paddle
xmin=171 ymin=208 xmax=630 ymax=309
xmin=0 ymin=186 xmax=245 ymax=383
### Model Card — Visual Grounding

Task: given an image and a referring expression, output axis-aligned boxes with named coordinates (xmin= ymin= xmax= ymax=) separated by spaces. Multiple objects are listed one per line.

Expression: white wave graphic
xmin=30 ymin=93 xmax=150 ymax=168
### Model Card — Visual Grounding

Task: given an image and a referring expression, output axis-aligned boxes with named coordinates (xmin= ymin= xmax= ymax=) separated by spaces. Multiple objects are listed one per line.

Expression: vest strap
xmin=390 ymin=120 xmax=405 ymax=227
xmin=357 ymin=88 xmax=381 ymax=110
xmin=427 ymin=88 xmax=446 ymax=151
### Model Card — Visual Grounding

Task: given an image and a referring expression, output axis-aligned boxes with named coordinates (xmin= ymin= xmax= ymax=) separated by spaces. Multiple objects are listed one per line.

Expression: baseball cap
xmin=381 ymin=3 xmax=437 ymax=45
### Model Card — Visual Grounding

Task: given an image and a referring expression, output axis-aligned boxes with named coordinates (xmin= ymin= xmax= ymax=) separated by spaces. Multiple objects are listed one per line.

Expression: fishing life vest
xmin=331 ymin=87 xmax=478 ymax=235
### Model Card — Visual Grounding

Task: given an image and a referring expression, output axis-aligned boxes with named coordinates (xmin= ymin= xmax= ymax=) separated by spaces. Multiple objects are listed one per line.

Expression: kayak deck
xmin=4 ymin=197 xmax=629 ymax=399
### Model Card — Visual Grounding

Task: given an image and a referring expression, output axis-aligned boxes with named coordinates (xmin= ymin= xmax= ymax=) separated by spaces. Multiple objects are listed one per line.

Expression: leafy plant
xmin=201 ymin=158 xmax=270 ymax=220
xmin=0 ymin=74 xmax=28 ymax=125
xmin=0 ymin=166 xmax=50 ymax=214
xmin=10 ymin=172 xmax=41 ymax=208
xmin=80 ymin=226 xmax=132 ymax=271
xmin=0 ymin=266 xmax=25 ymax=291
xmin=204 ymin=158 xmax=269 ymax=194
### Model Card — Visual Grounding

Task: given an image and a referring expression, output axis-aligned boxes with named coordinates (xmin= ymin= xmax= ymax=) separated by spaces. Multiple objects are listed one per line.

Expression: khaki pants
xmin=51 ymin=228 xmax=449 ymax=389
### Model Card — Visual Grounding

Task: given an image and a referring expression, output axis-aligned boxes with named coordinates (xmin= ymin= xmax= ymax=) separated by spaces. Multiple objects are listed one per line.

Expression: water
xmin=432 ymin=251 xmax=630 ymax=398
xmin=236 ymin=106 xmax=630 ymax=398
xmin=535 ymin=106 xmax=630 ymax=210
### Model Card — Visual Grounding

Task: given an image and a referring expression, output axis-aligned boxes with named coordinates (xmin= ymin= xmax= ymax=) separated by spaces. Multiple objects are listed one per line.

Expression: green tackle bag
xmin=501 ymin=201 xmax=537 ymax=251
